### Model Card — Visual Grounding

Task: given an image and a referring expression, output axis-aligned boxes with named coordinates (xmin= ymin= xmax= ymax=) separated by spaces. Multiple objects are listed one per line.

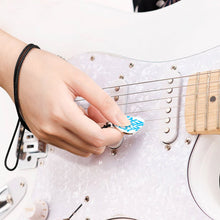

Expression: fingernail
xmin=115 ymin=113 xmax=130 ymax=127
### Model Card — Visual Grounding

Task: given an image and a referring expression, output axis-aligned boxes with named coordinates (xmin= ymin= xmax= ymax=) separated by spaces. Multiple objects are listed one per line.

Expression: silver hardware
xmin=90 ymin=56 xmax=95 ymax=61
xmin=194 ymin=73 xmax=200 ymax=132
xmin=162 ymin=68 xmax=182 ymax=144
xmin=168 ymin=79 xmax=174 ymax=84
xmin=165 ymin=117 xmax=171 ymax=123
xmin=166 ymin=98 xmax=172 ymax=104
xmin=17 ymin=126 xmax=48 ymax=169
xmin=167 ymin=88 xmax=173 ymax=94
xmin=109 ymin=138 xmax=124 ymax=150
xmin=129 ymin=63 xmax=134 ymax=68
xmin=0 ymin=178 xmax=27 ymax=219
xmin=0 ymin=186 xmax=13 ymax=215
xmin=166 ymin=107 xmax=171 ymax=113
xmin=108 ymin=79 xmax=128 ymax=113
xmin=164 ymin=128 xmax=170 ymax=134
xmin=185 ymin=138 xmax=191 ymax=145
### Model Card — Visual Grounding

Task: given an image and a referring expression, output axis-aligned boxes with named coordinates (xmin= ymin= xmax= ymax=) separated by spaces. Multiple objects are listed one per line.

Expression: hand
xmin=14 ymin=48 xmax=130 ymax=157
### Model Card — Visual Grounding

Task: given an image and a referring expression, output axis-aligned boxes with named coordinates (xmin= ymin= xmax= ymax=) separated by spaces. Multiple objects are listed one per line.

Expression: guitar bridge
xmin=17 ymin=125 xmax=48 ymax=169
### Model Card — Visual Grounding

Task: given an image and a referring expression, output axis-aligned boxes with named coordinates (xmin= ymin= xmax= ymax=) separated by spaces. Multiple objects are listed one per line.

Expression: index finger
xmin=71 ymin=67 xmax=130 ymax=127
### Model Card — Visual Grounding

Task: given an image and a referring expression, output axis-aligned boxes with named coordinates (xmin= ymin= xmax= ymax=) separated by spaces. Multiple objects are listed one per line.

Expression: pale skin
xmin=0 ymin=29 xmax=130 ymax=157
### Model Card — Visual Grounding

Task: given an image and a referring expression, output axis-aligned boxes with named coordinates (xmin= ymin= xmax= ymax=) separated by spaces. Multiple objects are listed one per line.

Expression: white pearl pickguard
xmin=28 ymin=47 xmax=220 ymax=220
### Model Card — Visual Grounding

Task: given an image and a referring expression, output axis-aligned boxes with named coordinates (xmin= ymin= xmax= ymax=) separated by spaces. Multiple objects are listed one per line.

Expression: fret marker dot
xmin=210 ymin=96 xmax=216 ymax=102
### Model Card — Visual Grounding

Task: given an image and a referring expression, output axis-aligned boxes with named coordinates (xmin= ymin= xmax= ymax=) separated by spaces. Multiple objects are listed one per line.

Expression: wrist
xmin=0 ymin=29 xmax=26 ymax=99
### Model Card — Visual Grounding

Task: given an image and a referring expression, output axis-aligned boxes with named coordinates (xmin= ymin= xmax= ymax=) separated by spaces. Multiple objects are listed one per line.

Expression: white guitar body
xmin=0 ymin=0 xmax=220 ymax=219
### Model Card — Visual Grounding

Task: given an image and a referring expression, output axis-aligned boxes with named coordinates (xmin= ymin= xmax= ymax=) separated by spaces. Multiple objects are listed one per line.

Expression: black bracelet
xmin=14 ymin=43 xmax=40 ymax=131
xmin=4 ymin=44 xmax=40 ymax=171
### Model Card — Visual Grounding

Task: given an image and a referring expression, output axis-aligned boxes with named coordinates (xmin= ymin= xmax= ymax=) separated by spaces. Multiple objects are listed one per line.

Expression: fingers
xmin=57 ymin=127 xmax=106 ymax=155
xmin=63 ymin=102 xmax=123 ymax=147
xmin=87 ymin=105 xmax=107 ymax=123
xmin=48 ymin=138 xmax=92 ymax=157
xmin=71 ymin=68 xmax=130 ymax=126
xmin=43 ymin=127 xmax=106 ymax=156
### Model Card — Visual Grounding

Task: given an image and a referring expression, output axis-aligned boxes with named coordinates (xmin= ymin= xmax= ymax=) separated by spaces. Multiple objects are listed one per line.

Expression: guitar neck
xmin=185 ymin=69 xmax=220 ymax=134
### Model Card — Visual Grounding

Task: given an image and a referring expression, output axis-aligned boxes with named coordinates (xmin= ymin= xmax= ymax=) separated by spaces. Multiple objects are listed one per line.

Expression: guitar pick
xmin=114 ymin=115 xmax=144 ymax=135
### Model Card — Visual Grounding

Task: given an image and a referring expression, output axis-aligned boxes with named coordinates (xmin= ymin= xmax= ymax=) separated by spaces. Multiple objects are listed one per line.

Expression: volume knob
xmin=24 ymin=200 xmax=49 ymax=220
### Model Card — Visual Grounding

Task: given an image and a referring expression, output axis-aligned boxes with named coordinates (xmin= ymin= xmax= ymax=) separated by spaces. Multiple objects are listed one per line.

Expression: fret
xmin=193 ymin=73 xmax=200 ymax=132
xmin=217 ymin=72 xmax=220 ymax=129
xmin=205 ymin=72 xmax=210 ymax=130
xmin=185 ymin=69 xmax=220 ymax=135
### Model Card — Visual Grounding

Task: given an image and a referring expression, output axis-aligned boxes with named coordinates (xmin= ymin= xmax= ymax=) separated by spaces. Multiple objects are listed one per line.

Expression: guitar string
xmin=77 ymin=70 xmax=220 ymax=129
xmin=128 ymin=110 xmax=217 ymax=123
xmin=98 ymin=69 xmax=220 ymax=90
xmin=117 ymin=90 xmax=218 ymax=106
xmin=76 ymin=79 xmax=220 ymax=102
xmin=122 ymin=113 xmax=220 ymax=134
xmin=77 ymin=88 xmax=220 ymax=110
xmin=83 ymin=101 xmax=214 ymax=116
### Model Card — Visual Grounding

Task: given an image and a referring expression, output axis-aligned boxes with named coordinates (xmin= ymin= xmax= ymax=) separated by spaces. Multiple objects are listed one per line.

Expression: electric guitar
xmin=0 ymin=0 xmax=220 ymax=219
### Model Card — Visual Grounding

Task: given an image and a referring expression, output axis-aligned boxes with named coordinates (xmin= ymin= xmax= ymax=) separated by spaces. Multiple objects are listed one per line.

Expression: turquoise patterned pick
xmin=114 ymin=115 xmax=144 ymax=134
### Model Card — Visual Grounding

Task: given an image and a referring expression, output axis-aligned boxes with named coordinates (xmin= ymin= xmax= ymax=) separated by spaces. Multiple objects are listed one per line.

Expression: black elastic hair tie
xmin=5 ymin=44 xmax=40 ymax=171
xmin=14 ymin=44 xmax=40 ymax=131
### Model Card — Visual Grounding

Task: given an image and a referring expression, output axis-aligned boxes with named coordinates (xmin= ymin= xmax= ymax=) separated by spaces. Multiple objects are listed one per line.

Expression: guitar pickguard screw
xmin=85 ymin=196 xmax=90 ymax=202
xmin=111 ymin=149 xmax=117 ymax=156
xmin=90 ymin=56 xmax=95 ymax=61
xmin=119 ymin=75 xmax=124 ymax=79
xmin=115 ymin=86 xmax=120 ymax=92
xmin=49 ymin=146 xmax=55 ymax=152
xmin=39 ymin=159 xmax=45 ymax=167
xmin=129 ymin=63 xmax=134 ymax=68
xmin=185 ymin=138 xmax=191 ymax=145
xmin=114 ymin=96 xmax=119 ymax=101
xmin=171 ymin=66 xmax=177 ymax=70
xmin=20 ymin=182 xmax=25 ymax=187
xmin=165 ymin=145 xmax=171 ymax=151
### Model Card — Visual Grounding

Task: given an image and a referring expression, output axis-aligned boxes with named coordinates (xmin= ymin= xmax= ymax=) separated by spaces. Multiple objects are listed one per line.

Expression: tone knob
xmin=24 ymin=200 xmax=49 ymax=220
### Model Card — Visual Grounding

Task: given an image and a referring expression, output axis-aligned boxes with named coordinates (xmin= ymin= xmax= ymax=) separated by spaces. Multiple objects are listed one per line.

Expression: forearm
xmin=0 ymin=29 xmax=26 ymax=98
